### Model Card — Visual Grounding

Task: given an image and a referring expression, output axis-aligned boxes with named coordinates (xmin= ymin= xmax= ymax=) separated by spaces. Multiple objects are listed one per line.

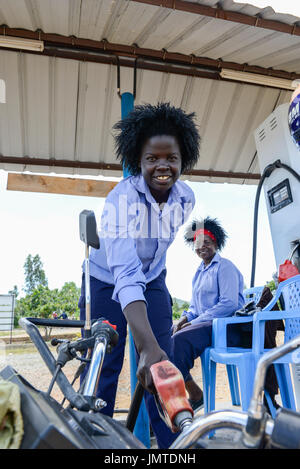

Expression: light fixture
xmin=220 ymin=68 xmax=298 ymax=91
xmin=0 ymin=35 xmax=44 ymax=52
xmin=0 ymin=79 xmax=5 ymax=103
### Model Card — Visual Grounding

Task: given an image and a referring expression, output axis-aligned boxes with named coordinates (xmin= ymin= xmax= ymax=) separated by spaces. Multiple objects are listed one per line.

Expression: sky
xmin=0 ymin=169 xmax=277 ymax=302
xmin=1 ymin=0 xmax=298 ymax=303
xmin=249 ymin=0 xmax=300 ymax=16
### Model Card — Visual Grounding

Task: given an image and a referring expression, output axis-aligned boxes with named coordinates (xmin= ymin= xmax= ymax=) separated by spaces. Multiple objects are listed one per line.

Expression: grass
xmin=4 ymin=345 xmax=37 ymax=355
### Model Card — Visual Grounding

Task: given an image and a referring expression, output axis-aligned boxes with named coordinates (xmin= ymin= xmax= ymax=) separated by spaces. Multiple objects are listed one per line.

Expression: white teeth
xmin=157 ymin=176 xmax=170 ymax=180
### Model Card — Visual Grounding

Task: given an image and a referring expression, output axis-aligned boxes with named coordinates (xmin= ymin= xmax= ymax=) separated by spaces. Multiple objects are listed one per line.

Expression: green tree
xmin=173 ymin=299 xmax=179 ymax=313
xmin=15 ymin=282 xmax=81 ymax=339
xmin=266 ymin=279 xmax=276 ymax=292
xmin=57 ymin=282 xmax=81 ymax=317
xmin=15 ymin=283 xmax=81 ymax=320
xmin=23 ymin=254 xmax=48 ymax=295
xmin=172 ymin=298 xmax=189 ymax=320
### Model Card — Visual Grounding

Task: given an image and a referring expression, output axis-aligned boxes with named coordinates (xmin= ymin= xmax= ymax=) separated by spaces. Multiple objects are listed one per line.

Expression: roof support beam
xmin=132 ymin=0 xmax=300 ymax=37
xmin=41 ymin=47 xmax=220 ymax=81
xmin=0 ymin=156 xmax=261 ymax=181
xmin=0 ymin=26 xmax=299 ymax=82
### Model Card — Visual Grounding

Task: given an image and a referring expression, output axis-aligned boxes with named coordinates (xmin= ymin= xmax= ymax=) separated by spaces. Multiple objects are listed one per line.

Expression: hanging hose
xmin=116 ymin=55 xmax=138 ymax=99
xmin=250 ymin=160 xmax=300 ymax=287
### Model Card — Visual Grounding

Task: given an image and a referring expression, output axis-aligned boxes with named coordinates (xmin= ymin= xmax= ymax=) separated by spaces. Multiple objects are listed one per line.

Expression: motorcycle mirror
xmin=79 ymin=210 xmax=100 ymax=249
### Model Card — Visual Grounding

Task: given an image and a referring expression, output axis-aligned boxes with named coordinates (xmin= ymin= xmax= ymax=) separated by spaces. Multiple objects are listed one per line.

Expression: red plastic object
xmin=102 ymin=320 xmax=117 ymax=330
xmin=150 ymin=360 xmax=193 ymax=432
xmin=278 ymin=260 xmax=300 ymax=283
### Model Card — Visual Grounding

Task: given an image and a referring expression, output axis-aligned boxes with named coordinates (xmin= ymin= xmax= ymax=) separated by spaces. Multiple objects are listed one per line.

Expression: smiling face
xmin=195 ymin=234 xmax=217 ymax=265
xmin=139 ymin=135 xmax=182 ymax=203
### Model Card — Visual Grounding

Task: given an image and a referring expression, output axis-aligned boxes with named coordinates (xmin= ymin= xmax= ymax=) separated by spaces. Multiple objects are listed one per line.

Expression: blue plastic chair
xmin=243 ymin=286 xmax=265 ymax=303
xmin=251 ymin=275 xmax=300 ymax=415
xmin=200 ymin=286 xmax=264 ymax=414
xmin=208 ymin=316 xmax=256 ymax=412
xmin=208 ymin=276 xmax=300 ymax=416
xmin=228 ymin=286 xmax=265 ymax=406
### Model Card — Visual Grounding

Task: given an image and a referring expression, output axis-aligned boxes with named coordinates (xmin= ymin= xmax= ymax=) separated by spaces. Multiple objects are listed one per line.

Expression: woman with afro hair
xmin=78 ymin=102 xmax=200 ymax=448
xmin=171 ymin=217 xmax=245 ymax=411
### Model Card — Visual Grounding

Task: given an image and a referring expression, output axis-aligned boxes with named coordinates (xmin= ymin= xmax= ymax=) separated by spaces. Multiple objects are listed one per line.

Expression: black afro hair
xmin=184 ymin=216 xmax=227 ymax=251
xmin=113 ymin=102 xmax=200 ymax=175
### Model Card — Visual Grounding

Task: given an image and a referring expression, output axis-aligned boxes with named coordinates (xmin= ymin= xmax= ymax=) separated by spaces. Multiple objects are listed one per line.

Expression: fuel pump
xmin=253 ymin=89 xmax=300 ymax=409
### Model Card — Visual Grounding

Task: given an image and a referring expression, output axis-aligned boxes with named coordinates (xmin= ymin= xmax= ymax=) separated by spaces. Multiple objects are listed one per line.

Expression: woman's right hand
xmin=172 ymin=315 xmax=188 ymax=334
xmin=137 ymin=344 xmax=169 ymax=394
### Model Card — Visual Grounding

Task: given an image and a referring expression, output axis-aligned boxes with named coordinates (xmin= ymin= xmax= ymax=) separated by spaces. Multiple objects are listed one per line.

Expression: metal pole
xmin=120 ymin=91 xmax=150 ymax=448
xmin=84 ymin=245 xmax=91 ymax=335
xmin=83 ymin=336 xmax=107 ymax=397
xmin=10 ymin=294 xmax=14 ymax=345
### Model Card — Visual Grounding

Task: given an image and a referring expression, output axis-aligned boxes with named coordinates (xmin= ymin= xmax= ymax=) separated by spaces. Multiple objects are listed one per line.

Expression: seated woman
xmin=171 ymin=217 xmax=245 ymax=410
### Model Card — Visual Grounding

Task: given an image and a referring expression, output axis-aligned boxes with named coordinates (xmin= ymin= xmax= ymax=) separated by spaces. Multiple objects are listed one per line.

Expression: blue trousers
xmin=78 ymin=270 xmax=177 ymax=449
xmin=171 ymin=321 xmax=242 ymax=382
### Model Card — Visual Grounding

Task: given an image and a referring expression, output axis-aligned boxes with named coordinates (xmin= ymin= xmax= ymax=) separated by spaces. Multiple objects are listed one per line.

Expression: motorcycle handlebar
xmin=25 ymin=317 xmax=85 ymax=328
xmin=19 ymin=317 xmax=90 ymax=411
xmin=170 ymin=410 xmax=274 ymax=449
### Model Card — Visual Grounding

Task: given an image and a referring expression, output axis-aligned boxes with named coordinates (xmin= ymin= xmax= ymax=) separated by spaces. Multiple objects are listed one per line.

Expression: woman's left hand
xmin=180 ymin=321 xmax=191 ymax=329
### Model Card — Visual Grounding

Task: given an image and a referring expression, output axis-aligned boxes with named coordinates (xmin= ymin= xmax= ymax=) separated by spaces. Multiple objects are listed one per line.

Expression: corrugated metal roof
xmin=0 ymin=0 xmax=299 ymax=184
xmin=1 ymin=0 xmax=299 ymax=71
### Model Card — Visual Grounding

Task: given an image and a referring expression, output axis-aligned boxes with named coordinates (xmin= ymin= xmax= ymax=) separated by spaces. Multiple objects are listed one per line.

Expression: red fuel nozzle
xmin=150 ymin=360 xmax=193 ymax=432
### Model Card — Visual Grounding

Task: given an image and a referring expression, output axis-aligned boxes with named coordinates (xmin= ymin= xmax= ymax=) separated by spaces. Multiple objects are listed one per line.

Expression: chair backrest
xmin=243 ymin=286 xmax=264 ymax=305
xmin=280 ymin=275 xmax=300 ymax=342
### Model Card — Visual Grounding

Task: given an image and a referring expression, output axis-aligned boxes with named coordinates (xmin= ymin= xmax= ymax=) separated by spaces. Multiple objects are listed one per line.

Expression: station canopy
xmin=1 ymin=0 xmax=300 ymax=193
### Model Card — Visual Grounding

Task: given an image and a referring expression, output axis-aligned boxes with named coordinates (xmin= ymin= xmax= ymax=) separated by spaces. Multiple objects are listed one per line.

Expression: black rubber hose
xmin=250 ymin=172 xmax=268 ymax=288
xmin=125 ymin=382 xmax=145 ymax=432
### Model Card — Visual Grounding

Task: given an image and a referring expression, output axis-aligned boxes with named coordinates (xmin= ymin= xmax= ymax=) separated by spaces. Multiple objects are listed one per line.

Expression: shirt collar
xmin=200 ymin=252 xmax=221 ymax=270
xmin=130 ymin=174 xmax=188 ymax=205
xmin=130 ymin=174 xmax=154 ymax=204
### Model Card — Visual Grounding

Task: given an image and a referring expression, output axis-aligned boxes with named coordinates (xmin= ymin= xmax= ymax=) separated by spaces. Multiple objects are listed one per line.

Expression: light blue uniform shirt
xmin=88 ymin=174 xmax=195 ymax=311
xmin=183 ymin=253 xmax=244 ymax=325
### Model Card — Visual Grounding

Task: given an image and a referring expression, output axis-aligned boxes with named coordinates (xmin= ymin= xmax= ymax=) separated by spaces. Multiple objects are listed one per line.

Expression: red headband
xmin=193 ymin=228 xmax=216 ymax=243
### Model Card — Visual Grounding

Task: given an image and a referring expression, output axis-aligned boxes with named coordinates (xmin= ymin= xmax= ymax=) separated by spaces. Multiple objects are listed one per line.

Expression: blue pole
xmin=120 ymin=92 xmax=151 ymax=448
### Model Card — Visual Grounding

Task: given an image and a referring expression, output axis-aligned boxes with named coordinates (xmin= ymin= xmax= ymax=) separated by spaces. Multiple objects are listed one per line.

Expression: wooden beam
xmin=6 ymin=173 xmax=118 ymax=198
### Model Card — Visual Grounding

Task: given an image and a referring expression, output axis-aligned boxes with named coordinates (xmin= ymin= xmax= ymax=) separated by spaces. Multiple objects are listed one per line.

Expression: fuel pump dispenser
xmin=254 ymin=95 xmax=300 ymax=409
